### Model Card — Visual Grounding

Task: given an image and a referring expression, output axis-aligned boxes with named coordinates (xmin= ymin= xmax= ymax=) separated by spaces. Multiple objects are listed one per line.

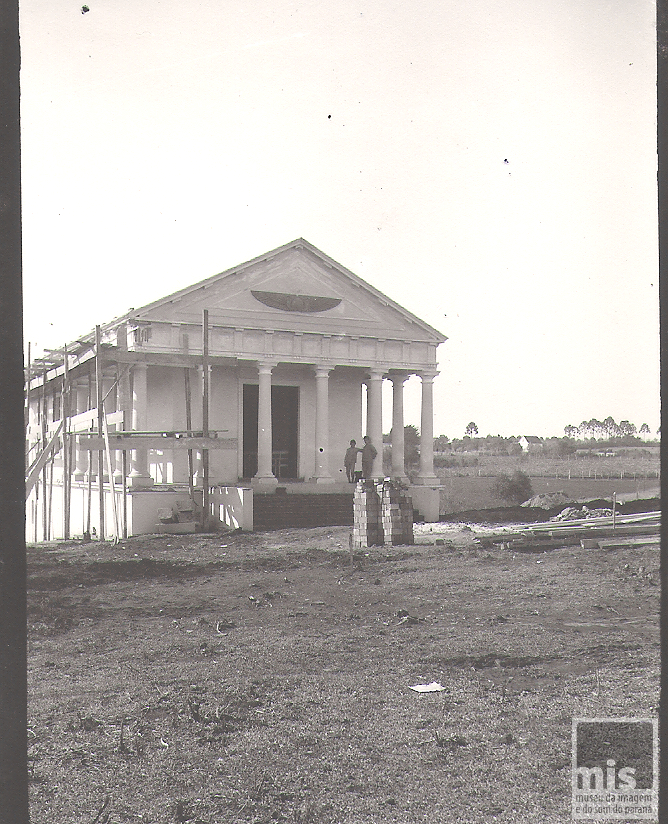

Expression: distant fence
xmin=464 ymin=470 xmax=661 ymax=481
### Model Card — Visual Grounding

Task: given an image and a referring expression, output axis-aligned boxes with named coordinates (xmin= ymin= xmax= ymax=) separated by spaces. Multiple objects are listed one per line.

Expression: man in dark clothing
xmin=344 ymin=439 xmax=360 ymax=483
xmin=361 ymin=435 xmax=377 ymax=479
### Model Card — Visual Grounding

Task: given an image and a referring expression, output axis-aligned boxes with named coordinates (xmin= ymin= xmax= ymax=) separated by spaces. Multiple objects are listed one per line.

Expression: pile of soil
xmin=550 ymin=506 xmax=614 ymax=521
xmin=440 ymin=496 xmax=660 ymax=525
xmin=520 ymin=492 xmax=573 ymax=510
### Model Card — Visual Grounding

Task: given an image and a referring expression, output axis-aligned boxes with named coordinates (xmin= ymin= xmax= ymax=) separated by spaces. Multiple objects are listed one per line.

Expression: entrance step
xmin=155 ymin=522 xmax=198 ymax=534
xmin=253 ymin=492 xmax=354 ymax=530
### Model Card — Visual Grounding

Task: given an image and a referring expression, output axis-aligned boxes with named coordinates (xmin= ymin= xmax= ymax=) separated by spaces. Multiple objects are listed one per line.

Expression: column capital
xmin=314 ymin=364 xmax=333 ymax=379
xmin=388 ymin=371 xmax=410 ymax=385
xmin=257 ymin=360 xmax=277 ymax=375
xmin=366 ymin=369 xmax=385 ymax=382
xmin=418 ymin=369 xmax=439 ymax=383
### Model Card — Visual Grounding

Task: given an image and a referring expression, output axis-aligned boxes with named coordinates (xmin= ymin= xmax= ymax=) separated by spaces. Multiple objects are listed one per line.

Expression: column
xmin=128 ymin=363 xmax=153 ymax=487
xmin=102 ymin=375 xmax=116 ymax=480
xmin=117 ymin=364 xmax=132 ymax=481
xmin=172 ymin=366 xmax=189 ymax=484
xmin=105 ymin=376 xmax=124 ymax=482
xmin=190 ymin=367 xmax=203 ymax=486
xmin=390 ymin=373 xmax=409 ymax=482
xmin=254 ymin=361 xmax=277 ymax=487
xmin=74 ymin=381 xmax=89 ymax=481
xmin=365 ymin=370 xmax=384 ymax=479
xmin=199 ymin=363 xmax=211 ymax=488
xmin=416 ymin=370 xmax=439 ymax=485
xmin=313 ymin=366 xmax=334 ymax=483
xmin=87 ymin=370 xmax=99 ymax=479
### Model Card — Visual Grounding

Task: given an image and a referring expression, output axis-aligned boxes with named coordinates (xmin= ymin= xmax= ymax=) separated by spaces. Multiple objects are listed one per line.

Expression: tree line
xmin=383 ymin=418 xmax=658 ymax=460
xmin=563 ymin=418 xmax=657 ymax=440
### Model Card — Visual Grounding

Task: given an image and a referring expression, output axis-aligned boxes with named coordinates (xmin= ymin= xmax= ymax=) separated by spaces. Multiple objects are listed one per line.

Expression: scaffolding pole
xmin=40 ymin=368 xmax=47 ymax=541
xmin=101 ymin=410 xmax=120 ymax=542
xmin=24 ymin=341 xmax=30 ymax=467
xmin=62 ymin=345 xmax=71 ymax=540
xmin=201 ymin=310 xmax=210 ymax=531
xmin=95 ymin=325 xmax=105 ymax=541
xmin=119 ymin=364 xmax=128 ymax=539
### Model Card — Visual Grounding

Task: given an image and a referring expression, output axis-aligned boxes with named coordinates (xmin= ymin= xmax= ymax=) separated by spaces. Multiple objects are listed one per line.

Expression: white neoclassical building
xmin=26 ymin=239 xmax=446 ymax=537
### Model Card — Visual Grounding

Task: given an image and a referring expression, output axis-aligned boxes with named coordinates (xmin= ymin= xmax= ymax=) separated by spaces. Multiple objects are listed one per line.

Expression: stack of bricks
xmin=352 ymin=480 xmax=383 ymax=547
xmin=380 ymin=482 xmax=414 ymax=546
xmin=352 ymin=479 xmax=414 ymax=548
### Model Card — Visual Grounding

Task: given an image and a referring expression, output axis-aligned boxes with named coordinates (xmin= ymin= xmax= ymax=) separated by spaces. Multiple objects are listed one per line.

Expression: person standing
xmin=361 ymin=435 xmax=377 ymax=479
xmin=344 ymin=439 xmax=360 ymax=483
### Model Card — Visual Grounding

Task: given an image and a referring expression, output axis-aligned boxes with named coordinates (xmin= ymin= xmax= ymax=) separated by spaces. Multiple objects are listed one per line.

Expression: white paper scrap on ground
xmin=409 ymin=682 xmax=445 ymax=693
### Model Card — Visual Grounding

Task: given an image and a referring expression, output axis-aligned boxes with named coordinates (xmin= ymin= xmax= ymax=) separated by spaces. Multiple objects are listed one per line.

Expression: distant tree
xmin=544 ymin=437 xmax=575 ymax=458
xmin=491 ymin=470 xmax=533 ymax=505
xmin=603 ymin=416 xmax=620 ymax=439
xmin=403 ymin=424 xmax=420 ymax=465
xmin=556 ymin=438 xmax=576 ymax=457
xmin=434 ymin=434 xmax=450 ymax=451
xmin=639 ymin=423 xmax=651 ymax=438
xmin=482 ymin=435 xmax=505 ymax=453
xmin=588 ymin=418 xmax=606 ymax=440
xmin=465 ymin=421 xmax=478 ymax=438
xmin=564 ymin=424 xmax=578 ymax=438
xmin=619 ymin=420 xmax=637 ymax=437
xmin=578 ymin=420 xmax=592 ymax=439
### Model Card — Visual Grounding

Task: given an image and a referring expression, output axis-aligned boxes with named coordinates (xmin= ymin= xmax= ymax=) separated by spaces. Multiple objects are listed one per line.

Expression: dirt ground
xmin=27 ymin=520 xmax=659 ymax=823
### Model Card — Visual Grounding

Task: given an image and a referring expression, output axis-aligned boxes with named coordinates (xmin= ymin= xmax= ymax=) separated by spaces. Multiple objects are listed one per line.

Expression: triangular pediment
xmin=133 ymin=240 xmax=445 ymax=343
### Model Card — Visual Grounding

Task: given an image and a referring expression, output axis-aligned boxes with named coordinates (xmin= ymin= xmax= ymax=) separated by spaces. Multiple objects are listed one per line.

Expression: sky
xmin=19 ymin=0 xmax=659 ymax=439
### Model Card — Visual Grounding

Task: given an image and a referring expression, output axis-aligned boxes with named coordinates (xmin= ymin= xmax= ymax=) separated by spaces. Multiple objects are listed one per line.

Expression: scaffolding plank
xmin=25 ymin=420 xmax=64 ymax=497
xmin=79 ymin=434 xmax=238 ymax=451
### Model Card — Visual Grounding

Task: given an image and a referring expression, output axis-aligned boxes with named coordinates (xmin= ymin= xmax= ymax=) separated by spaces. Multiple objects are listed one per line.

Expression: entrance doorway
xmin=242 ymin=384 xmax=299 ymax=479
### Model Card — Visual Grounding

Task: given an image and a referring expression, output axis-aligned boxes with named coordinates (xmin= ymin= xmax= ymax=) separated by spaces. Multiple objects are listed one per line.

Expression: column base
xmin=408 ymin=485 xmax=441 ymax=522
xmin=252 ymin=475 xmax=278 ymax=490
xmin=74 ymin=473 xmax=87 ymax=483
xmin=128 ymin=474 xmax=155 ymax=489
xmin=392 ymin=475 xmax=411 ymax=486
xmin=415 ymin=475 xmax=440 ymax=486
xmin=311 ymin=475 xmax=335 ymax=484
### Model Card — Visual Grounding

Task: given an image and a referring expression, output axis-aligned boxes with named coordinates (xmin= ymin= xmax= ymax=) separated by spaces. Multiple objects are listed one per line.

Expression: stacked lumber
xmin=474 ymin=511 xmax=660 ymax=553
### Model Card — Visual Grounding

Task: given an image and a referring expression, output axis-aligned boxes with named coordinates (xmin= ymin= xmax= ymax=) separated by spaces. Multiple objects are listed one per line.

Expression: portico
xmin=25 ymin=239 xmax=446 ymax=537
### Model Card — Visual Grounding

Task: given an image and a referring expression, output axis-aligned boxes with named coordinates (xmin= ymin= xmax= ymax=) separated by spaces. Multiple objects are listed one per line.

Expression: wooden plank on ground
xmin=596 ymin=536 xmax=661 ymax=550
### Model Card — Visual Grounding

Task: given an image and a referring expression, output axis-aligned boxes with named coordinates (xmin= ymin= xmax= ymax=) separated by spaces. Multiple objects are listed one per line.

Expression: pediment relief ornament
xmin=251 ymin=290 xmax=341 ymax=313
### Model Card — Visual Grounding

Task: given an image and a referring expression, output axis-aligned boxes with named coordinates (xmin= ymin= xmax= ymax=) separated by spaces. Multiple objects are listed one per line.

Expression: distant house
xmin=517 ymin=435 xmax=543 ymax=453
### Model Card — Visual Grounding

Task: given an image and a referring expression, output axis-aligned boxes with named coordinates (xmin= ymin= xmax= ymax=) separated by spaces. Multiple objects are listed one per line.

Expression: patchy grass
xmin=28 ymin=526 xmax=659 ymax=823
